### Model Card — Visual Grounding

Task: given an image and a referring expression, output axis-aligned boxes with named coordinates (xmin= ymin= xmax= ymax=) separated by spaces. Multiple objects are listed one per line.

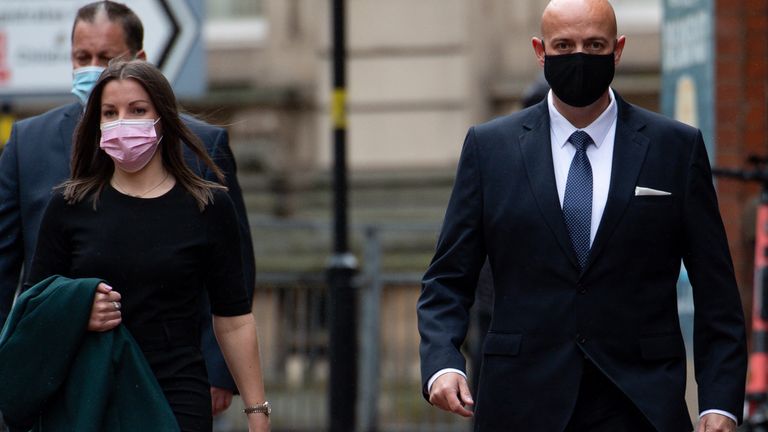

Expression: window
xmin=204 ymin=0 xmax=267 ymax=49
xmin=613 ymin=0 xmax=661 ymax=29
xmin=206 ymin=0 xmax=263 ymax=19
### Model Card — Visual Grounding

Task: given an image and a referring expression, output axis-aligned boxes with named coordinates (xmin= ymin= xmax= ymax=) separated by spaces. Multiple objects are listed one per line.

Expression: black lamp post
xmin=328 ymin=0 xmax=358 ymax=430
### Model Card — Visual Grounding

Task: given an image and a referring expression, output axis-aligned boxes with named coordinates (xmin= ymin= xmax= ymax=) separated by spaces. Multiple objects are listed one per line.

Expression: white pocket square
xmin=635 ymin=186 xmax=671 ymax=196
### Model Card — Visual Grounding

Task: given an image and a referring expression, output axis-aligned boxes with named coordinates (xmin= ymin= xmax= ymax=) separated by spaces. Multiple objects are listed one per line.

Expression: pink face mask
xmin=99 ymin=118 xmax=162 ymax=173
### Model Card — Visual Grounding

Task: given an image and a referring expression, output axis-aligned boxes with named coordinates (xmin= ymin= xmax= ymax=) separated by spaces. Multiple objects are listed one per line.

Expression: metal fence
xmin=215 ymin=220 xmax=469 ymax=432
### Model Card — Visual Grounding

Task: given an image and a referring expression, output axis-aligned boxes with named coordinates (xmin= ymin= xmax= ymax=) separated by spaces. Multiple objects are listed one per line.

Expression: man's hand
xmin=210 ymin=386 xmax=233 ymax=416
xmin=428 ymin=372 xmax=474 ymax=417
xmin=696 ymin=413 xmax=736 ymax=432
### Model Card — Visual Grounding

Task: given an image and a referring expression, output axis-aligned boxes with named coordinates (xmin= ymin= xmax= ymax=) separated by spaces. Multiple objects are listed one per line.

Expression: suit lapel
xmin=518 ymin=103 xmax=581 ymax=269
xmin=586 ymin=97 xmax=649 ymax=270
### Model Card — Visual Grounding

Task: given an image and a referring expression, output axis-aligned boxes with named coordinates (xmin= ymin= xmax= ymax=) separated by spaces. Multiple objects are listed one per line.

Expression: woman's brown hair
xmin=63 ymin=60 xmax=226 ymax=209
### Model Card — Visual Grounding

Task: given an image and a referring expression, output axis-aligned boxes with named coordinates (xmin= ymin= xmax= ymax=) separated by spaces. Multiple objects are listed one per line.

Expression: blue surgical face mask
xmin=71 ymin=66 xmax=105 ymax=104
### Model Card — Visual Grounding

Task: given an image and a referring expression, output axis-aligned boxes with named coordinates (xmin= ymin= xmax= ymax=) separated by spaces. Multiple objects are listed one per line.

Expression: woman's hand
xmin=88 ymin=282 xmax=122 ymax=332
xmin=213 ymin=314 xmax=269 ymax=432
xmin=247 ymin=413 xmax=270 ymax=432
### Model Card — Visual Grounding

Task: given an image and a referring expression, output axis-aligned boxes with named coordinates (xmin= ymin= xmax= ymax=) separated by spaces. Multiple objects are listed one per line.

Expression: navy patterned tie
xmin=563 ymin=130 xmax=593 ymax=269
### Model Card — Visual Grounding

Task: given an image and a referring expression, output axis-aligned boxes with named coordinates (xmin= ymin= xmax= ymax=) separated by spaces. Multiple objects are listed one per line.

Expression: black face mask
xmin=544 ymin=52 xmax=615 ymax=107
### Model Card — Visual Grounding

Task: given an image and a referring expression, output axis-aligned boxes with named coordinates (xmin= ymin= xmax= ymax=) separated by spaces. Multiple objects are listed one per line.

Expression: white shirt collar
xmin=547 ymin=88 xmax=618 ymax=149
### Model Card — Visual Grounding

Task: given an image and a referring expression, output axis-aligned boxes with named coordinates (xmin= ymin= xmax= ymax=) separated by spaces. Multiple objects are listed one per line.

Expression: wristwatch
xmin=243 ymin=401 xmax=271 ymax=416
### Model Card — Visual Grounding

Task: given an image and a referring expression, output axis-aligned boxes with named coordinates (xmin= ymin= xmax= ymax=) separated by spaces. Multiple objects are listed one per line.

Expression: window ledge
xmin=204 ymin=18 xmax=268 ymax=49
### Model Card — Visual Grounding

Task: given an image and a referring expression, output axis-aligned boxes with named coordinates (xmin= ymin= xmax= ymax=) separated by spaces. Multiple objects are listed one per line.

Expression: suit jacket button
xmin=577 ymin=335 xmax=587 ymax=344
xmin=579 ymin=288 xmax=587 ymax=295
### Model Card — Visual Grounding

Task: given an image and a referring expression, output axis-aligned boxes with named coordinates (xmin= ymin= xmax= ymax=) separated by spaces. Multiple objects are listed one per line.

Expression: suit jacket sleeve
xmin=0 ymin=124 xmax=24 ymax=330
xmin=417 ymin=127 xmax=487 ymax=397
xmin=682 ymin=131 xmax=748 ymax=421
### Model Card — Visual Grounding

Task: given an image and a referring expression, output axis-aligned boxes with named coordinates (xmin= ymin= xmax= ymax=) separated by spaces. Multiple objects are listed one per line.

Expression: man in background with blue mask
xmin=0 ymin=0 xmax=255 ymax=417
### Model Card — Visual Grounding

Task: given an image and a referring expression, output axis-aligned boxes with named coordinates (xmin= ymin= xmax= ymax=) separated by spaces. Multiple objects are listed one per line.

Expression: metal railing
xmin=216 ymin=219 xmax=467 ymax=432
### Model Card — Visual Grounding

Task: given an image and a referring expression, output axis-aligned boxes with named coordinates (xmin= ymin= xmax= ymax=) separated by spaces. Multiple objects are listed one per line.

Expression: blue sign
xmin=661 ymin=0 xmax=715 ymax=159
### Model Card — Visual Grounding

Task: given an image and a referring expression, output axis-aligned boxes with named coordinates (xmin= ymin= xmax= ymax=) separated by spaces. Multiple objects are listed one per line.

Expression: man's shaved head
xmin=541 ymin=0 xmax=617 ymax=41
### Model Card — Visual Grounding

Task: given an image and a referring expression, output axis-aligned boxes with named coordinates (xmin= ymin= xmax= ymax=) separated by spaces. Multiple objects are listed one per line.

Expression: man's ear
xmin=532 ymin=37 xmax=546 ymax=67
xmin=135 ymin=49 xmax=147 ymax=61
xmin=613 ymin=36 xmax=626 ymax=66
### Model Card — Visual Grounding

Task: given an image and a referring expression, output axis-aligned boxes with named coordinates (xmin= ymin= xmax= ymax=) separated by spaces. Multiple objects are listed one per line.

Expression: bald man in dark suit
xmin=418 ymin=1 xmax=747 ymax=431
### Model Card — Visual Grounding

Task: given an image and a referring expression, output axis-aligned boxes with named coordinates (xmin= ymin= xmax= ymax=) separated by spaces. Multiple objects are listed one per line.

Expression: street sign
xmin=661 ymin=0 xmax=715 ymax=158
xmin=0 ymin=0 xmax=204 ymax=98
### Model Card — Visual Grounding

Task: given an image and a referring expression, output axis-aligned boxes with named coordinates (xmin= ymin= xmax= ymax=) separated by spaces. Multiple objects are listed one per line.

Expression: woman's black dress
xmin=28 ymin=184 xmax=252 ymax=432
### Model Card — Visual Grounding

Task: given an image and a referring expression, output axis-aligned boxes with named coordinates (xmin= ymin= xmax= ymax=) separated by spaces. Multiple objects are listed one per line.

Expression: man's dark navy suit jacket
xmin=418 ymin=94 xmax=748 ymax=432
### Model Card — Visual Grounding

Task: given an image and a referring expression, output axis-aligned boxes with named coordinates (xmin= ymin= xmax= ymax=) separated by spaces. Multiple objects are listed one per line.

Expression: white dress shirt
xmin=548 ymin=88 xmax=616 ymax=244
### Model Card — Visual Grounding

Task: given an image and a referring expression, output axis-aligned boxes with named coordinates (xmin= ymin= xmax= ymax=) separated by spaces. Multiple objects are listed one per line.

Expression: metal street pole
xmin=328 ymin=0 xmax=358 ymax=430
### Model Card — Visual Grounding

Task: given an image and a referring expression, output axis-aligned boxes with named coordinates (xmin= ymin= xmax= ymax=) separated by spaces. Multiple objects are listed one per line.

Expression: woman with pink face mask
xmin=26 ymin=60 xmax=269 ymax=432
